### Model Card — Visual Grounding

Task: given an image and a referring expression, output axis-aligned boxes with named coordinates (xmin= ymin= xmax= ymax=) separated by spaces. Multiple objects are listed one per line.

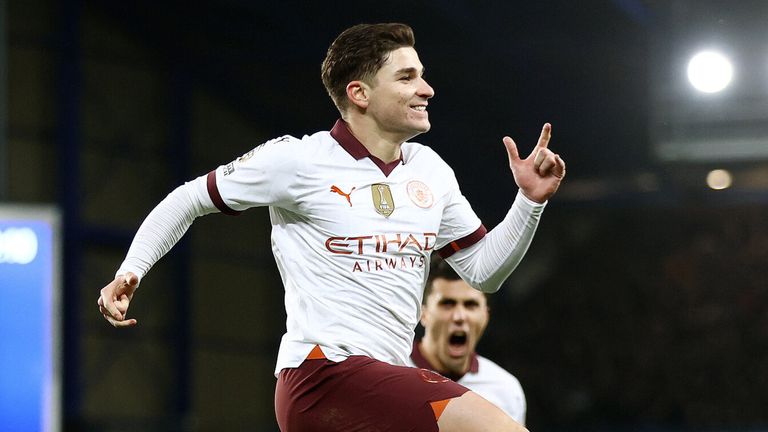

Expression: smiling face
xmin=364 ymin=47 xmax=435 ymax=142
xmin=420 ymin=277 xmax=489 ymax=376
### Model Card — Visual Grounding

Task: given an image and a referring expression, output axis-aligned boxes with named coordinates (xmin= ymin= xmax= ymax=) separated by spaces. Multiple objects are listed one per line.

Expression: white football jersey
xmin=409 ymin=343 xmax=526 ymax=424
xmin=463 ymin=356 xmax=527 ymax=424
xmin=201 ymin=120 xmax=486 ymax=374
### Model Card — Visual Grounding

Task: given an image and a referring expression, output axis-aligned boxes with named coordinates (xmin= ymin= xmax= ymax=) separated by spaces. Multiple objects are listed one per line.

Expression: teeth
xmin=411 ymin=106 xmax=426 ymax=111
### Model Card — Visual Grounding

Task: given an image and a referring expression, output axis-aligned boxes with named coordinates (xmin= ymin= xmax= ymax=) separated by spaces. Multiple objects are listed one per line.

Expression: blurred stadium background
xmin=2 ymin=0 xmax=768 ymax=430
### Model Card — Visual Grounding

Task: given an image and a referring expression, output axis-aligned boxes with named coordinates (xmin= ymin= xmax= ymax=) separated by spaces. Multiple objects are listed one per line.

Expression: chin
xmin=396 ymin=123 xmax=430 ymax=142
xmin=410 ymin=124 xmax=431 ymax=137
xmin=403 ymin=116 xmax=430 ymax=131
xmin=445 ymin=363 xmax=465 ymax=375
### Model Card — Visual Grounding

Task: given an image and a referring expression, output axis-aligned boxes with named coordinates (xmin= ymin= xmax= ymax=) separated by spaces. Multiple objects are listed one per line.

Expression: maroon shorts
xmin=275 ymin=346 xmax=469 ymax=432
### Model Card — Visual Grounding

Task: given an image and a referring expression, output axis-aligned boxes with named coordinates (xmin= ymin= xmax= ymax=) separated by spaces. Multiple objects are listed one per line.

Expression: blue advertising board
xmin=0 ymin=206 xmax=61 ymax=432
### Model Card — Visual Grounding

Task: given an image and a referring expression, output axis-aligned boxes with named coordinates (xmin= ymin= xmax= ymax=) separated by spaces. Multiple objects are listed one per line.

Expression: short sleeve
xmin=435 ymin=168 xmax=485 ymax=258
xmin=206 ymin=135 xmax=301 ymax=214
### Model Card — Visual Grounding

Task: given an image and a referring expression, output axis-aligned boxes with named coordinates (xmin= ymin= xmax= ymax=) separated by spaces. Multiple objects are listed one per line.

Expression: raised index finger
xmin=536 ymin=123 xmax=552 ymax=150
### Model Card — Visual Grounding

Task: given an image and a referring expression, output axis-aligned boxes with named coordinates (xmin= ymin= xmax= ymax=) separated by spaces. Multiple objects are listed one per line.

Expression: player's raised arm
xmin=503 ymin=123 xmax=566 ymax=203
xmin=443 ymin=124 xmax=565 ymax=294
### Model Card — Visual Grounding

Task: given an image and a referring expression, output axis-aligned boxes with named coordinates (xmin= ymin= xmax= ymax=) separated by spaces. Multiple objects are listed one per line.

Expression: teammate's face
xmin=365 ymin=47 xmax=435 ymax=142
xmin=420 ymin=278 xmax=489 ymax=376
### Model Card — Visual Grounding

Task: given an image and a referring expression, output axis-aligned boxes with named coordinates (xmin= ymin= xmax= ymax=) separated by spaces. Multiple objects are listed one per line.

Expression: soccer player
xmin=411 ymin=256 xmax=527 ymax=424
xmin=98 ymin=23 xmax=565 ymax=431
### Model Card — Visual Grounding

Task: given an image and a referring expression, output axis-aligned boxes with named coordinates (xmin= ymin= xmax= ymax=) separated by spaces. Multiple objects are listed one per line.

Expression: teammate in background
xmin=98 ymin=23 xmax=564 ymax=431
xmin=411 ymin=256 xmax=527 ymax=424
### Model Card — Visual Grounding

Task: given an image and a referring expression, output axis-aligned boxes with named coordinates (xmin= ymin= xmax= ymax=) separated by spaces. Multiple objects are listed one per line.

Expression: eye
xmin=464 ymin=301 xmax=480 ymax=310
xmin=438 ymin=299 xmax=456 ymax=309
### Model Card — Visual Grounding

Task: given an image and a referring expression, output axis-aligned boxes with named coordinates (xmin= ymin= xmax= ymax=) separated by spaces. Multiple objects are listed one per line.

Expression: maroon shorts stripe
xmin=437 ymin=224 xmax=487 ymax=258
xmin=206 ymin=170 xmax=241 ymax=216
xmin=275 ymin=355 xmax=468 ymax=432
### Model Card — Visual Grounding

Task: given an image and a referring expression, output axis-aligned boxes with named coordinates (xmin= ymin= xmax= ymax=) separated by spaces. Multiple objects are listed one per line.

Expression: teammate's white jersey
xmin=205 ymin=120 xmax=486 ymax=374
xmin=409 ymin=342 xmax=527 ymax=424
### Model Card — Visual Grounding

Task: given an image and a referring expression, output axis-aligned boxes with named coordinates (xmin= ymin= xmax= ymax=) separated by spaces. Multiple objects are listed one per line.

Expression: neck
xmin=344 ymin=113 xmax=410 ymax=163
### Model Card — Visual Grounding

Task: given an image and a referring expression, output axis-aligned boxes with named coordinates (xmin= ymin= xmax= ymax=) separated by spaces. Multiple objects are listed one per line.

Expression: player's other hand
xmin=503 ymin=123 xmax=566 ymax=203
xmin=98 ymin=272 xmax=139 ymax=328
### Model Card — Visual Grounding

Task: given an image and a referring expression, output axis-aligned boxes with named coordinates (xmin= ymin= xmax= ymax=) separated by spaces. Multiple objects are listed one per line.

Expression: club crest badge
xmin=418 ymin=368 xmax=450 ymax=383
xmin=371 ymin=183 xmax=395 ymax=217
xmin=407 ymin=180 xmax=433 ymax=208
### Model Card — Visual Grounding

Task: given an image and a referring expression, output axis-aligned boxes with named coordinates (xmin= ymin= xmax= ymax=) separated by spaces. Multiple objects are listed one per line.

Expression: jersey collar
xmin=330 ymin=119 xmax=403 ymax=177
xmin=411 ymin=340 xmax=479 ymax=381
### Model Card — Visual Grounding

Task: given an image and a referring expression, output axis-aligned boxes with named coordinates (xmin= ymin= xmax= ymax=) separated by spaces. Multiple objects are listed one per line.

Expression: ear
xmin=346 ymin=80 xmax=370 ymax=109
xmin=419 ymin=307 xmax=428 ymax=327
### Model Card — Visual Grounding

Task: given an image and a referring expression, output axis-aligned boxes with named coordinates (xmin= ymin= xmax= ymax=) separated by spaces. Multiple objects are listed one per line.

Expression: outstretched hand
xmin=98 ymin=272 xmax=139 ymax=327
xmin=503 ymin=123 xmax=566 ymax=203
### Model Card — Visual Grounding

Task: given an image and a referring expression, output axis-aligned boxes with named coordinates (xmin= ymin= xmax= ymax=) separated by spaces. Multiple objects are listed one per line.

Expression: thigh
xmin=437 ymin=391 xmax=528 ymax=432
xmin=275 ymin=354 xmax=469 ymax=432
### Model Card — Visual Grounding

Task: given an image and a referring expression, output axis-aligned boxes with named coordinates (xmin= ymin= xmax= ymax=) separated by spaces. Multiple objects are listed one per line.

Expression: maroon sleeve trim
xmin=437 ymin=224 xmax=487 ymax=259
xmin=206 ymin=170 xmax=241 ymax=216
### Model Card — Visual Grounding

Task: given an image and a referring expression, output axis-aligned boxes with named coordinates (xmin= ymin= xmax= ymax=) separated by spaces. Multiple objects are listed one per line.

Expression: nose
xmin=451 ymin=305 xmax=467 ymax=322
xmin=418 ymin=76 xmax=435 ymax=99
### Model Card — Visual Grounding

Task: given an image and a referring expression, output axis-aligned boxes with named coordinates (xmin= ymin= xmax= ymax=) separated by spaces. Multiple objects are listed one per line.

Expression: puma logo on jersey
xmin=330 ymin=185 xmax=356 ymax=207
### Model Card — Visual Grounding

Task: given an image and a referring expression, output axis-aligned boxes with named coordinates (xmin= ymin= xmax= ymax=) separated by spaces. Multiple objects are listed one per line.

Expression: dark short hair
xmin=423 ymin=255 xmax=462 ymax=304
xmin=424 ymin=256 xmax=490 ymax=306
xmin=321 ymin=23 xmax=415 ymax=112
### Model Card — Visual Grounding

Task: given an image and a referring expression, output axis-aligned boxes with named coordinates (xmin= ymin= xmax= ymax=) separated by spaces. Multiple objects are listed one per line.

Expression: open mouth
xmin=449 ymin=332 xmax=467 ymax=345
xmin=448 ymin=331 xmax=468 ymax=356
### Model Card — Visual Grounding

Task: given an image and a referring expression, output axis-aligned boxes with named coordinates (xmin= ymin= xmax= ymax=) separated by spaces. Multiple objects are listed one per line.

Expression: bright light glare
xmin=0 ymin=227 xmax=39 ymax=264
xmin=687 ymin=51 xmax=733 ymax=93
xmin=706 ymin=169 xmax=732 ymax=190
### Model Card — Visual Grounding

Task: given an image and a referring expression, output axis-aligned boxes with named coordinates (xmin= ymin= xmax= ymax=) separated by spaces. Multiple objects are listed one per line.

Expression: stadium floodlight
xmin=687 ymin=50 xmax=734 ymax=93
xmin=706 ymin=169 xmax=732 ymax=190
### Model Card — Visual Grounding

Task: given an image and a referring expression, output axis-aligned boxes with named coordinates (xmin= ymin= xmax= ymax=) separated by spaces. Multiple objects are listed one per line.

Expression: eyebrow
xmin=395 ymin=67 xmax=425 ymax=76
xmin=437 ymin=298 xmax=480 ymax=305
